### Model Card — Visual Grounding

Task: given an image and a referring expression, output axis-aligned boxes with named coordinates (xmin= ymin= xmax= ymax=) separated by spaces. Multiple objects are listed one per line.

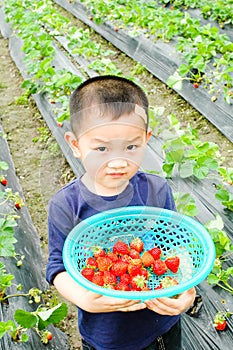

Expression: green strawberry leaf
xmin=37 ymin=303 xmax=68 ymax=330
xmin=14 ymin=310 xmax=38 ymax=329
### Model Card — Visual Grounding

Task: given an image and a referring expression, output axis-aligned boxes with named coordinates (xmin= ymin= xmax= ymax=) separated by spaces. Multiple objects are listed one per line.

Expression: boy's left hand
xmin=144 ymin=287 xmax=196 ymax=316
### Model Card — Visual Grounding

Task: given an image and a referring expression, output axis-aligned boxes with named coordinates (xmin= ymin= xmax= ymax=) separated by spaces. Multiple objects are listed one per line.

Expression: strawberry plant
xmin=0 ymin=303 xmax=68 ymax=343
xmin=214 ymin=167 xmax=233 ymax=211
xmin=162 ymin=114 xmax=221 ymax=179
xmin=206 ymin=215 xmax=233 ymax=294
xmin=79 ymin=0 xmax=233 ymax=103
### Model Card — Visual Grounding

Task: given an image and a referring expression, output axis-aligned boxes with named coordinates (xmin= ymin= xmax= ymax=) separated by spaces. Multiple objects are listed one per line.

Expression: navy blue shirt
xmin=46 ymin=171 xmax=179 ymax=350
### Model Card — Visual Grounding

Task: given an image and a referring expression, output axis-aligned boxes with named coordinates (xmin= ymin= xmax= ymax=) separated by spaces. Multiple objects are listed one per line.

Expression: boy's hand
xmin=144 ymin=287 xmax=196 ymax=316
xmin=87 ymin=293 xmax=147 ymax=313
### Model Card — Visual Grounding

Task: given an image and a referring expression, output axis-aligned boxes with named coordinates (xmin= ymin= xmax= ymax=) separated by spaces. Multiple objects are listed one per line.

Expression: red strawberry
xmin=93 ymin=246 xmax=106 ymax=259
xmin=92 ymin=271 xmax=104 ymax=286
xmin=57 ymin=121 xmax=63 ymax=127
xmin=81 ymin=267 xmax=94 ymax=281
xmin=214 ymin=312 xmax=227 ymax=331
xmin=86 ymin=257 xmax=98 ymax=269
xmin=113 ymin=240 xmax=130 ymax=255
xmin=165 ymin=256 xmax=180 ymax=273
xmin=193 ymin=83 xmax=199 ymax=88
xmin=119 ymin=254 xmax=131 ymax=264
xmin=97 ymin=256 xmax=112 ymax=272
xmin=152 ymin=260 xmax=167 ymax=276
xmin=107 ymin=252 xmax=119 ymax=262
xmin=103 ymin=271 xmax=117 ymax=286
xmin=0 ymin=177 xmax=7 ymax=186
xmin=129 ymin=249 xmax=141 ymax=259
xmin=138 ymin=267 xmax=149 ymax=280
xmin=149 ymin=247 xmax=162 ymax=260
xmin=15 ymin=202 xmax=22 ymax=210
xmin=128 ymin=259 xmax=142 ymax=276
xmin=130 ymin=237 xmax=144 ymax=253
xmin=111 ymin=261 xmax=128 ymax=276
xmin=115 ymin=281 xmax=130 ymax=291
xmin=46 ymin=332 xmax=53 ymax=341
xmin=141 ymin=251 xmax=154 ymax=267
xmin=160 ymin=276 xmax=178 ymax=288
xmin=131 ymin=275 xmax=148 ymax=291
xmin=120 ymin=273 xmax=131 ymax=284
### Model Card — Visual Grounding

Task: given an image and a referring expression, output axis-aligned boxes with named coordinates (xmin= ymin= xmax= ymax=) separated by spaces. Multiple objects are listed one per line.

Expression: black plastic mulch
xmin=54 ymin=0 xmax=233 ymax=143
xmin=0 ymin=124 xmax=68 ymax=349
xmin=1 ymin=6 xmax=233 ymax=350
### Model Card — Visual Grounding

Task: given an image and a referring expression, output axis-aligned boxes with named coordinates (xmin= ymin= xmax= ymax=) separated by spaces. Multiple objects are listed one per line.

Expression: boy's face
xmin=65 ymin=112 xmax=151 ymax=196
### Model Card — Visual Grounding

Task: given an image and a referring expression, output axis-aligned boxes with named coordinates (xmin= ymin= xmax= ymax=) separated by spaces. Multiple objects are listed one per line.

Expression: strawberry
xmin=92 ymin=271 xmax=104 ymax=286
xmin=130 ymin=237 xmax=144 ymax=253
xmin=214 ymin=312 xmax=227 ymax=331
xmin=128 ymin=263 xmax=142 ymax=277
xmin=113 ymin=240 xmax=130 ymax=255
xmin=193 ymin=83 xmax=199 ymax=88
xmin=152 ymin=260 xmax=167 ymax=276
xmin=0 ymin=177 xmax=7 ymax=186
xmin=165 ymin=256 xmax=180 ymax=273
xmin=103 ymin=271 xmax=117 ymax=286
xmin=86 ymin=257 xmax=98 ymax=269
xmin=115 ymin=281 xmax=130 ymax=291
xmin=131 ymin=275 xmax=148 ymax=291
xmin=111 ymin=261 xmax=128 ymax=276
xmin=149 ymin=247 xmax=162 ymax=260
xmin=57 ymin=121 xmax=63 ymax=127
xmin=92 ymin=246 xmax=106 ymax=259
xmin=46 ymin=332 xmax=53 ymax=341
xmin=97 ymin=256 xmax=112 ymax=272
xmin=15 ymin=202 xmax=22 ymax=210
xmin=107 ymin=252 xmax=119 ymax=262
xmin=120 ymin=273 xmax=131 ymax=284
xmin=119 ymin=254 xmax=131 ymax=264
xmin=81 ymin=267 xmax=94 ymax=281
xmin=160 ymin=276 xmax=178 ymax=288
xmin=141 ymin=251 xmax=154 ymax=267
xmin=129 ymin=249 xmax=141 ymax=259
xmin=138 ymin=267 xmax=149 ymax=280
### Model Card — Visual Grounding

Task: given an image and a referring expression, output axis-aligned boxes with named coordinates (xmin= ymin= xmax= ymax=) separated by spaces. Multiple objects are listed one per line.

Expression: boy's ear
xmin=146 ymin=128 xmax=152 ymax=142
xmin=64 ymin=131 xmax=81 ymax=158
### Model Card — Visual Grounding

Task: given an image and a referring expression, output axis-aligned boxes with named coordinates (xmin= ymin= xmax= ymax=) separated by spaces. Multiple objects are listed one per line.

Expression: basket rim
xmin=63 ymin=206 xmax=216 ymax=300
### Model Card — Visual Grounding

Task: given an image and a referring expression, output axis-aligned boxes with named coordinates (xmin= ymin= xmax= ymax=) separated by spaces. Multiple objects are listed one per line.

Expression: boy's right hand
xmin=54 ymin=271 xmax=146 ymax=313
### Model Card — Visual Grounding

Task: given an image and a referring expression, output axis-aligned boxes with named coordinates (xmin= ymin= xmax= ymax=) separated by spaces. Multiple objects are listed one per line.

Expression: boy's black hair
xmin=69 ymin=75 xmax=149 ymax=135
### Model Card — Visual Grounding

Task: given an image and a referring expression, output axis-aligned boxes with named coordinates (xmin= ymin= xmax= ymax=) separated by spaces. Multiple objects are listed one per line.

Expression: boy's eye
xmin=127 ymin=145 xmax=137 ymax=150
xmin=97 ymin=146 xmax=107 ymax=152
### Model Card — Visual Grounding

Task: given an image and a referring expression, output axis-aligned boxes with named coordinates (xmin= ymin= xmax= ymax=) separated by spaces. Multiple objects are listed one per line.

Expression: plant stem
xmin=1 ymin=292 xmax=29 ymax=301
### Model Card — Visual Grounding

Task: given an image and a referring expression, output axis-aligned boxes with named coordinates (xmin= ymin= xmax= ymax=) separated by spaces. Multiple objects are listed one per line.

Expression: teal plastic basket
xmin=63 ymin=206 xmax=216 ymax=300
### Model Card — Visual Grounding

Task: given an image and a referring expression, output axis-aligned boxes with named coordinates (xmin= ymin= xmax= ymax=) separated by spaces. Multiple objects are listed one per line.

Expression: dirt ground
xmin=0 ymin=15 xmax=232 ymax=349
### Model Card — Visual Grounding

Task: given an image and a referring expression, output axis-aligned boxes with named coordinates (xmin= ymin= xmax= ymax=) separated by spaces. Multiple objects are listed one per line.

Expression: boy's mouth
xmin=107 ymin=172 xmax=126 ymax=178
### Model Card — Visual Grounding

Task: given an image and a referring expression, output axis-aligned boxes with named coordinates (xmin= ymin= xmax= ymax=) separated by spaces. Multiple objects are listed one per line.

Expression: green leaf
xmin=205 ymin=214 xmax=224 ymax=231
xmin=37 ymin=303 xmax=68 ymax=330
xmin=0 ymin=320 xmax=16 ymax=339
xmin=167 ymin=72 xmax=183 ymax=90
xmin=0 ymin=161 xmax=9 ymax=171
xmin=193 ymin=165 xmax=209 ymax=179
xmin=14 ymin=310 xmax=38 ymax=329
xmin=179 ymin=160 xmax=195 ymax=178
xmin=207 ymin=273 xmax=219 ymax=285
xmin=0 ymin=234 xmax=17 ymax=257
xmin=162 ymin=163 xmax=175 ymax=178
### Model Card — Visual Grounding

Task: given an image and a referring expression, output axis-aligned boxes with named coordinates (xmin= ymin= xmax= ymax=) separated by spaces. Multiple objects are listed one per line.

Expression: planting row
xmin=55 ymin=0 xmax=233 ymax=142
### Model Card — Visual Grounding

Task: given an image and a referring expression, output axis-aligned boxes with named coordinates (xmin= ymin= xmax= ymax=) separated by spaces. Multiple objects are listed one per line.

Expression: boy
xmin=46 ymin=76 xmax=196 ymax=350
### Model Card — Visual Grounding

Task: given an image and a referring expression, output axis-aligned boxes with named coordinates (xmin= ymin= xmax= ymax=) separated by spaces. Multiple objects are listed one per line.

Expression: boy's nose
xmin=107 ymin=159 xmax=128 ymax=168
